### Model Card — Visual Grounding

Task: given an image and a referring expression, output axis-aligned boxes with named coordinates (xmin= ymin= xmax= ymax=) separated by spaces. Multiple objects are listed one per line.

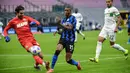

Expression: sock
xmin=112 ymin=44 xmax=126 ymax=53
xmin=128 ymin=36 xmax=130 ymax=42
xmin=33 ymin=56 xmax=43 ymax=65
xmin=95 ymin=41 xmax=102 ymax=59
xmin=51 ymin=50 xmax=60 ymax=69
xmin=118 ymin=27 xmax=122 ymax=31
xmin=75 ymin=31 xmax=77 ymax=42
xmin=51 ymin=55 xmax=58 ymax=69
xmin=79 ymin=31 xmax=85 ymax=37
xmin=67 ymin=59 xmax=78 ymax=66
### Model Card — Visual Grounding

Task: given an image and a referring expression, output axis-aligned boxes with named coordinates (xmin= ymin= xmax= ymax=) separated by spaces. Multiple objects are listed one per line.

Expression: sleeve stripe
xmin=115 ymin=14 xmax=120 ymax=16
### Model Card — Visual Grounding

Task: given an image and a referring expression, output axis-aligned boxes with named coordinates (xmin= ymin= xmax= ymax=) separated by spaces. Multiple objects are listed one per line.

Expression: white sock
xmin=79 ymin=31 xmax=85 ymax=37
xmin=112 ymin=44 xmax=126 ymax=53
xmin=42 ymin=62 xmax=46 ymax=67
xmin=75 ymin=31 xmax=77 ymax=42
xmin=95 ymin=41 xmax=102 ymax=59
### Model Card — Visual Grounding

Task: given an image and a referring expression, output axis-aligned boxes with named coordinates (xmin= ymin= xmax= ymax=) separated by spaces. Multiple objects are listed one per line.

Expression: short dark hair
xmin=106 ymin=0 xmax=113 ymax=2
xmin=15 ymin=5 xmax=24 ymax=13
xmin=65 ymin=6 xmax=72 ymax=11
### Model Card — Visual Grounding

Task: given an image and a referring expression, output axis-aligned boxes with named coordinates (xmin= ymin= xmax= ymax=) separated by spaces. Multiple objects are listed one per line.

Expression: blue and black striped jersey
xmin=60 ymin=15 xmax=76 ymax=42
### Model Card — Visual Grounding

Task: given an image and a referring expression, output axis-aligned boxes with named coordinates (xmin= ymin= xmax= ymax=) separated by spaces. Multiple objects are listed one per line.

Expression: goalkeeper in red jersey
xmin=3 ymin=5 xmax=50 ymax=71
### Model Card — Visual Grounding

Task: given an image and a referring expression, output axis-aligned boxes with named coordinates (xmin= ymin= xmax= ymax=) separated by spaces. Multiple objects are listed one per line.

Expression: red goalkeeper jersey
xmin=3 ymin=15 xmax=40 ymax=40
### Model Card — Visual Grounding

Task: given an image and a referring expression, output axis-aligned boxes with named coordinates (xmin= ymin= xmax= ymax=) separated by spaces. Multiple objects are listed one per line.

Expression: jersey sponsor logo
xmin=67 ymin=18 xmax=70 ymax=22
xmin=17 ymin=21 xmax=28 ymax=28
xmin=63 ymin=22 xmax=71 ymax=25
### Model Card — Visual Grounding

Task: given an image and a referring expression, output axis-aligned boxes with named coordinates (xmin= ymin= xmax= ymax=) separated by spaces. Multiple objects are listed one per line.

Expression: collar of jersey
xmin=107 ymin=6 xmax=112 ymax=8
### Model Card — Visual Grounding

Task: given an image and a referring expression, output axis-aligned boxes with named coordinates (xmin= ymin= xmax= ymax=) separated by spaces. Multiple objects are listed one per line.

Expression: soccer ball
xmin=30 ymin=46 xmax=41 ymax=55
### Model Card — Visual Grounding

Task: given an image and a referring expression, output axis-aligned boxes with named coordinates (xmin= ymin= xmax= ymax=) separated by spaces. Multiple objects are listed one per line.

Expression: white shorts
xmin=99 ymin=28 xmax=116 ymax=42
xmin=0 ymin=27 xmax=2 ymax=33
xmin=76 ymin=23 xmax=81 ymax=30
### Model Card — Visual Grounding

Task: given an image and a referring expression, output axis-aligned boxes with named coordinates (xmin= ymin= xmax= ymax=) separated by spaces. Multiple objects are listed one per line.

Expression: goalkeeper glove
xmin=30 ymin=21 xmax=36 ymax=25
xmin=4 ymin=36 xmax=10 ymax=42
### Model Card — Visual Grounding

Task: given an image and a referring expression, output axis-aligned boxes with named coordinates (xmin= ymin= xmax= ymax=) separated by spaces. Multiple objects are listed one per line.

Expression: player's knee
xmin=98 ymin=37 xmax=105 ymax=43
xmin=111 ymin=43 xmax=116 ymax=48
xmin=57 ymin=44 xmax=63 ymax=51
xmin=38 ymin=52 xmax=43 ymax=59
xmin=97 ymin=41 xmax=102 ymax=45
xmin=110 ymin=41 xmax=115 ymax=47
xmin=128 ymin=33 xmax=130 ymax=35
xmin=54 ymin=50 xmax=61 ymax=56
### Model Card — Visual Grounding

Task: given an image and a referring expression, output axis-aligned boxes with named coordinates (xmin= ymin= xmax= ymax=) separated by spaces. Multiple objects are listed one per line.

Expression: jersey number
xmin=69 ymin=45 xmax=74 ymax=51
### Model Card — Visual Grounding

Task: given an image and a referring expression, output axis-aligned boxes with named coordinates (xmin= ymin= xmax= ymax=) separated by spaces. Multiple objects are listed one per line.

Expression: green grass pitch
xmin=0 ymin=29 xmax=130 ymax=73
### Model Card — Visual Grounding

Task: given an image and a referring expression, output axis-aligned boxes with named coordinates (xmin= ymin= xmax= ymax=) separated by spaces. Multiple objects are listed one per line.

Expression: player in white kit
xmin=89 ymin=0 xmax=128 ymax=63
xmin=0 ymin=21 xmax=3 ymax=39
xmin=72 ymin=8 xmax=85 ymax=42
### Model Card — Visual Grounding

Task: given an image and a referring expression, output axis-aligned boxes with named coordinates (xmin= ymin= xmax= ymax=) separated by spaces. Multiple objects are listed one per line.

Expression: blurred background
xmin=0 ymin=0 xmax=130 ymax=33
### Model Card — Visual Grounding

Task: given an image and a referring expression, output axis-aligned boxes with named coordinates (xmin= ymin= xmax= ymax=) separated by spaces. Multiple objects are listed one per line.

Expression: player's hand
xmin=37 ymin=25 xmax=42 ymax=30
xmin=53 ymin=31 xmax=57 ymax=36
xmin=56 ymin=16 xmax=61 ymax=24
xmin=114 ymin=28 xmax=118 ymax=33
xmin=4 ymin=36 xmax=10 ymax=42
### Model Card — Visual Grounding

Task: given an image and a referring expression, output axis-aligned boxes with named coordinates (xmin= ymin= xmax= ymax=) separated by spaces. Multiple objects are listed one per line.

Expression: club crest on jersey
xmin=17 ymin=21 xmax=28 ymax=28
xmin=67 ymin=18 xmax=70 ymax=22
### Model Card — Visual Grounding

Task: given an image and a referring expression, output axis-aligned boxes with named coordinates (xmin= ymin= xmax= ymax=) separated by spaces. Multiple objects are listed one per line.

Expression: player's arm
xmin=115 ymin=15 xmax=122 ymax=32
xmin=3 ymin=22 xmax=12 ymax=36
xmin=3 ymin=21 xmax=13 ymax=42
xmin=27 ymin=16 xmax=40 ymax=25
xmin=27 ymin=16 xmax=43 ymax=32
xmin=57 ymin=17 xmax=76 ymax=30
xmin=114 ymin=8 xmax=122 ymax=32
xmin=80 ymin=13 xmax=83 ymax=23
xmin=60 ymin=23 xmax=73 ymax=30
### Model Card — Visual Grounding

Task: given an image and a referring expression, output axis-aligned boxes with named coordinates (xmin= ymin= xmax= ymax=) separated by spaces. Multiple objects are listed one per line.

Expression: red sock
xmin=33 ymin=56 xmax=43 ymax=65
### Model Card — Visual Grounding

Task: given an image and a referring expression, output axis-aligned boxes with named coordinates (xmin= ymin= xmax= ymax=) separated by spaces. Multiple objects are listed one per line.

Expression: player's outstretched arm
xmin=27 ymin=16 xmax=40 ymax=25
xmin=3 ymin=22 xmax=12 ymax=42
xmin=60 ymin=24 xmax=73 ymax=30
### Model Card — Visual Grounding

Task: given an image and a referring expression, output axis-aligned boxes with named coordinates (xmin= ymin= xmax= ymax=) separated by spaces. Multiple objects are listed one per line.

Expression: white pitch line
xmin=0 ymin=66 xmax=32 ymax=71
xmin=0 ymin=56 xmax=125 ymax=71
xmin=0 ymin=54 xmax=123 ymax=57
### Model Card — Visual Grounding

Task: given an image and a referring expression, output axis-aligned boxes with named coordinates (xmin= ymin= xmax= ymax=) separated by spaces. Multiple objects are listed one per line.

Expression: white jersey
xmin=0 ymin=22 xmax=3 ymax=33
xmin=72 ymin=13 xmax=83 ymax=29
xmin=103 ymin=6 xmax=120 ymax=31
xmin=72 ymin=13 xmax=83 ymax=24
xmin=0 ymin=22 xmax=3 ymax=26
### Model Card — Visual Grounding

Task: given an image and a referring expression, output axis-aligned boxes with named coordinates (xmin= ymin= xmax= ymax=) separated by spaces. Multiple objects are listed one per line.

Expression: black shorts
xmin=58 ymin=38 xmax=74 ymax=53
xmin=128 ymin=28 xmax=130 ymax=33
